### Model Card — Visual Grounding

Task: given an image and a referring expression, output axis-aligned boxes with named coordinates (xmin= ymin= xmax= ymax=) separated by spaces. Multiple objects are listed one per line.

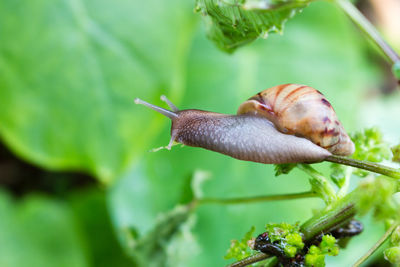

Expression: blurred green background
xmin=0 ymin=0 xmax=399 ymax=266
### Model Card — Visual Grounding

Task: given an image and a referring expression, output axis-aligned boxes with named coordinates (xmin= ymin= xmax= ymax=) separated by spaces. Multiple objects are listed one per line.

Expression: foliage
xmin=0 ymin=0 xmax=398 ymax=267
xmin=351 ymin=128 xmax=392 ymax=163
xmin=330 ymin=128 xmax=393 ymax=180
xmin=232 ymin=124 xmax=400 ymax=266
xmin=127 ymin=205 xmax=198 ymax=267
xmin=305 ymin=235 xmax=339 ymax=267
xmin=0 ymin=0 xmax=196 ymax=183
xmin=195 ymin=0 xmax=312 ymax=52
xmin=384 ymin=246 xmax=400 ymax=265
xmin=0 ymin=188 xmax=131 ymax=267
xmin=225 ymin=226 xmax=256 ymax=261
xmin=263 ymin=222 xmax=304 ymax=258
xmin=356 ymin=176 xmax=399 ymax=221
xmin=384 ymin=226 xmax=400 ymax=265
xmin=329 ymin=163 xmax=346 ymax=188
xmin=392 ymin=144 xmax=400 ymax=163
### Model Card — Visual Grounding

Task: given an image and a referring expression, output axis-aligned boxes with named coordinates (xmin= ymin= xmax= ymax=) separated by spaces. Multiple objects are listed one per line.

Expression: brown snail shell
xmin=237 ymin=84 xmax=355 ymax=156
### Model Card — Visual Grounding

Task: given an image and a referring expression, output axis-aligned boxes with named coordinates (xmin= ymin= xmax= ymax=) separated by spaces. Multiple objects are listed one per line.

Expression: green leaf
xmin=0 ymin=0 xmax=196 ymax=183
xmin=264 ymin=222 xmax=300 ymax=243
xmin=319 ymin=235 xmax=339 ymax=256
xmin=259 ymin=222 xmax=304 ymax=258
xmin=304 ymin=235 xmax=339 ymax=266
xmin=356 ymin=176 xmax=399 ymax=220
xmin=125 ymin=205 xmax=198 ymax=267
xmin=195 ymin=0 xmax=311 ymax=52
xmin=299 ymin=165 xmax=337 ymax=204
xmin=391 ymin=226 xmax=400 ymax=246
xmin=286 ymin=233 xmax=304 ymax=249
xmin=0 ymin=190 xmax=88 ymax=267
xmin=351 ymin=128 xmax=392 ymax=163
xmin=330 ymin=163 xmax=346 ymax=188
xmin=305 ymin=245 xmax=325 ymax=267
xmin=225 ymin=226 xmax=255 ymax=261
xmin=68 ymin=189 xmax=133 ymax=267
xmin=384 ymin=246 xmax=400 ymax=264
xmin=351 ymin=128 xmax=392 ymax=177
xmin=391 ymin=144 xmax=400 ymax=163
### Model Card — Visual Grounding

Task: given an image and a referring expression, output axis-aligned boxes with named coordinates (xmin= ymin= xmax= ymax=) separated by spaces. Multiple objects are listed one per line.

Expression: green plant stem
xmin=298 ymin=164 xmax=337 ymax=204
xmin=337 ymin=166 xmax=353 ymax=198
xmin=325 ymin=155 xmax=400 ymax=179
xmin=334 ymin=0 xmax=400 ymax=64
xmin=226 ymin=254 xmax=276 ymax=267
xmin=196 ymin=191 xmax=317 ymax=205
xmin=353 ymin=222 xmax=400 ymax=267
xmin=301 ymin=192 xmax=357 ymax=241
xmin=228 ymin=190 xmax=360 ymax=267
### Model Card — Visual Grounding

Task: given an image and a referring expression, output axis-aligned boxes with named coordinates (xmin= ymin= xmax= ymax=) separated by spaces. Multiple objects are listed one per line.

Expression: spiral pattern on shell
xmin=237 ymin=84 xmax=355 ymax=156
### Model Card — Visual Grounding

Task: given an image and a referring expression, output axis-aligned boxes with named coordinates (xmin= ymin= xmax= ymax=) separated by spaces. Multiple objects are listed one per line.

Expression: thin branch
xmin=325 ymin=155 xmax=400 ymax=179
xmin=298 ymin=164 xmax=337 ymax=204
xmin=337 ymin=166 xmax=353 ymax=198
xmin=334 ymin=0 xmax=400 ymax=64
xmin=196 ymin=191 xmax=317 ymax=205
xmin=353 ymin=222 xmax=400 ymax=267
xmin=301 ymin=201 xmax=356 ymax=241
xmin=226 ymin=253 xmax=273 ymax=267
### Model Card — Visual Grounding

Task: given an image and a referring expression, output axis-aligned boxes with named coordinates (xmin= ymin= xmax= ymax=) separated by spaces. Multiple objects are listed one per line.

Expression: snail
xmin=134 ymin=84 xmax=355 ymax=164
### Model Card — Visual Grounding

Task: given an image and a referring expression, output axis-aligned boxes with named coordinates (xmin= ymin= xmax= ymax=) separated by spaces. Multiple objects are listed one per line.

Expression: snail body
xmin=135 ymin=84 xmax=354 ymax=164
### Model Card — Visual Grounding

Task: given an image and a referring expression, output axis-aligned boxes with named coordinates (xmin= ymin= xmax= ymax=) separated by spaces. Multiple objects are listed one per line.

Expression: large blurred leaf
xmin=69 ymin=189 xmax=133 ymax=267
xmin=128 ymin=206 xmax=198 ymax=267
xmin=108 ymin=165 xmax=199 ymax=267
xmin=0 ymin=190 xmax=88 ymax=267
xmin=0 ymin=0 xmax=197 ymax=183
xmin=195 ymin=0 xmax=312 ymax=52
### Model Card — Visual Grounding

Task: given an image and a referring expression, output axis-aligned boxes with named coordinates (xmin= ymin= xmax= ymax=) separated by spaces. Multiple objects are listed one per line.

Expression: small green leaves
xmin=225 ymin=226 xmax=256 ymax=261
xmin=351 ymin=128 xmax=392 ymax=177
xmin=356 ymin=176 xmax=399 ymax=220
xmin=305 ymin=245 xmax=325 ymax=267
xmin=195 ymin=0 xmax=312 ymax=52
xmin=284 ymin=245 xmax=297 ymax=258
xmin=286 ymin=232 xmax=304 ymax=248
xmin=351 ymin=128 xmax=392 ymax=163
xmin=126 ymin=205 xmax=198 ymax=267
xmin=330 ymin=163 xmax=346 ymax=188
xmin=265 ymin=222 xmax=300 ymax=242
xmin=384 ymin=226 xmax=400 ymax=265
xmin=384 ymin=246 xmax=400 ymax=264
xmin=319 ymin=235 xmax=339 ymax=256
xmin=298 ymin=164 xmax=337 ymax=204
xmin=391 ymin=226 xmax=400 ymax=245
xmin=285 ymin=233 xmax=304 ymax=257
xmin=392 ymin=61 xmax=400 ymax=80
xmin=264 ymin=222 xmax=304 ymax=257
xmin=305 ymin=235 xmax=339 ymax=267
xmin=392 ymin=144 xmax=400 ymax=163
